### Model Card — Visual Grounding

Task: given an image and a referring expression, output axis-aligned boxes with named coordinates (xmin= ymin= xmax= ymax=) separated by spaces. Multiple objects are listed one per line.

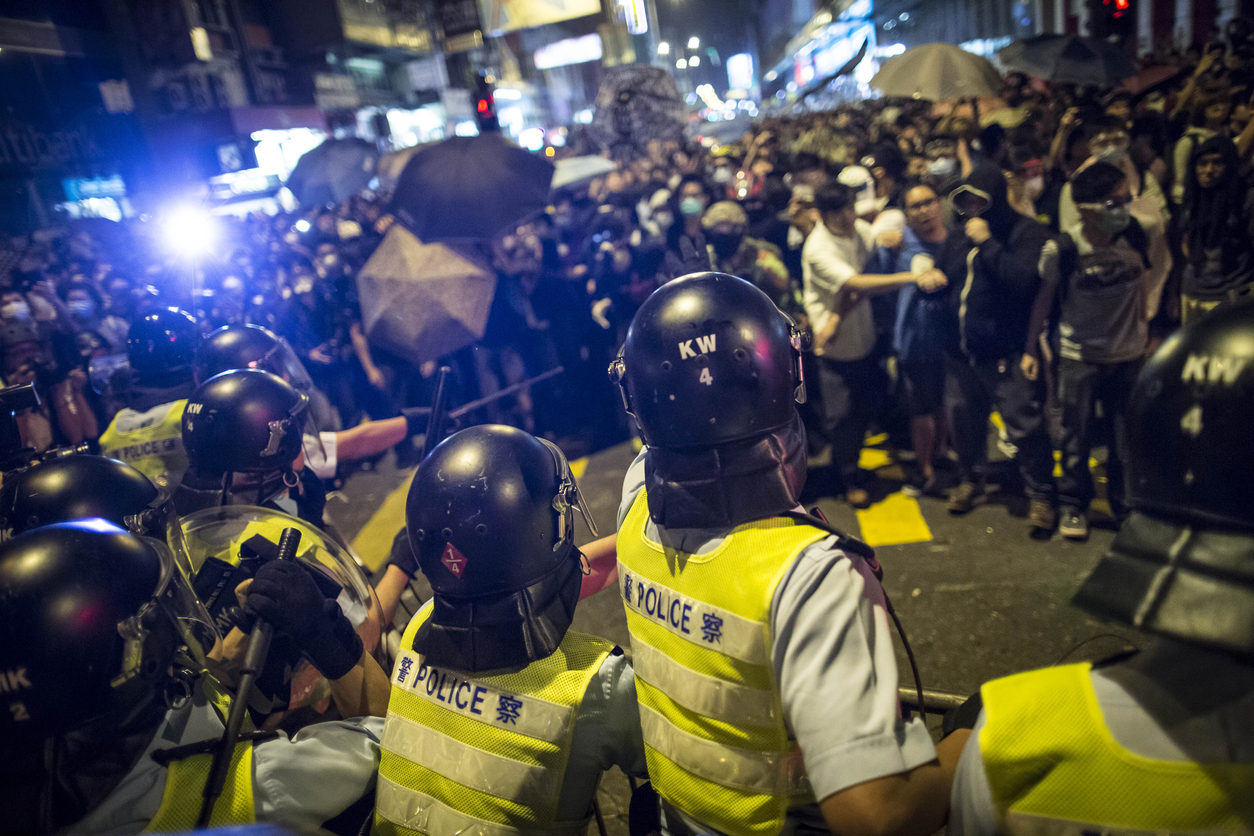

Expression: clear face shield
xmin=179 ymin=506 xmax=385 ymax=712
xmin=88 ymin=352 xmax=133 ymax=400
xmin=252 ymin=336 xmax=317 ymax=398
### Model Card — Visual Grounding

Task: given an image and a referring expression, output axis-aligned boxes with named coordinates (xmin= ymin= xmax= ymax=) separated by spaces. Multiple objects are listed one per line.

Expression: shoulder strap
xmin=780 ymin=509 xmax=878 ymax=568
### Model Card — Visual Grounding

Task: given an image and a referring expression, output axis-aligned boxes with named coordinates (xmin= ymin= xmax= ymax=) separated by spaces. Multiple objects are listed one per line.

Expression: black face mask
xmin=707 ymin=231 xmax=743 ymax=260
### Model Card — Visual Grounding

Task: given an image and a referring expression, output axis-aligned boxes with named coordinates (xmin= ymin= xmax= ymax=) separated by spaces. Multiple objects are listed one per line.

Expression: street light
xmin=687 ymin=36 xmax=700 ymax=49
xmin=689 ymin=55 xmax=700 ymax=66
xmin=676 ymin=58 xmax=687 ymax=69
xmin=658 ymin=41 xmax=670 ymax=55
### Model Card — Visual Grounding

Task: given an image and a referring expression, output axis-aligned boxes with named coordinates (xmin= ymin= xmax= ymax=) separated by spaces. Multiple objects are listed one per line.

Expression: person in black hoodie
xmin=943 ymin=163 xmax=1059 ymax=533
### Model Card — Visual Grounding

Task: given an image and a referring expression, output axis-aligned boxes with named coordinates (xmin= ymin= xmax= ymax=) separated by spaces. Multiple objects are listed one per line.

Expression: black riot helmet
xmin=610 ymin=272 xmax=809 ymax=450
xmin=404 ymin=425 xmax=597 ymax=673
xmin=0 ymin=520 xmax=216 ymax=746
xmin=180 ymin=370 xmax=308 ymax=509
xmin=1074 ymin=302 xmax=1254 ymax=659
xmin=195 ymin=324 xmax=316 ymax=396
xmin=3 ymin=455 xmax=159 ymax=536
xmin=127 ymin=307 xmax=198 ymax=387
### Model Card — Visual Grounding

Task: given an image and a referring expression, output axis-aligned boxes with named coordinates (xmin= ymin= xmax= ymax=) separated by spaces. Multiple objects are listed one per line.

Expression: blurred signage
xmin=534 ymin=34 xmax=603 ymax=70
xmin=727 ymin=53 xmax=754 ymax=91
xmin=436 ymin=0 xmax=483 ymax=51
xmin=407 ymin=56 xmax=450 ymax=90
xmin=616 ymin=0 xmax=647 ymax=34
xmin=477 ymin=0 xmax=600 ymax=35
xmin=315 ymin=74 xmax=360 ymax=110
xmin=62 ymin=175 xmax=126 ymax=202
xmin=441 ymin=89 xmax=474 ymax=120
xmin=208 ymin=169 xmax=281 ymax=202
xmin=98 ymin=80 xmax=135 ymax=114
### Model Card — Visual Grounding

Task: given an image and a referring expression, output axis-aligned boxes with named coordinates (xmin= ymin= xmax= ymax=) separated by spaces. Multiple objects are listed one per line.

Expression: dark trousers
xmin=944 ymin=353 xmax=1055 ymax=501
xmin=817 ymin=353 xmax=887 ymax=486
xmin=1056 ymin=356 xmax=1140 ymax=514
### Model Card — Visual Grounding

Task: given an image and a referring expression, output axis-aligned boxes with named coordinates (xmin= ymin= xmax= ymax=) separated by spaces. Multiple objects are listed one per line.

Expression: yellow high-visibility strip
xmin=351 ymin=476 xmax=413 ymax=572
xmin=569 ymin=457 xmax=587 ymax=479
xmin=855 ymin=492 xmax=933 ymax=547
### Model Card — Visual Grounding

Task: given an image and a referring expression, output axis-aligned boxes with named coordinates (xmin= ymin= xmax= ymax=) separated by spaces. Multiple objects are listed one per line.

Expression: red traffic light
xmin=477 ymin=98 xmax=492 ymax=113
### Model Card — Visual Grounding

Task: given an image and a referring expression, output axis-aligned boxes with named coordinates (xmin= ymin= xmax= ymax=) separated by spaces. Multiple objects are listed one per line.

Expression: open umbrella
xmin=390 ymin=133 xmax=554 ymax=241
xmin=551 ymin=155 xmax=617 ymax=190
xmin=285 ymin=138 xmax=378 ymax=207
xmin=356 ymin=224 xmax=496 ymax=363
xmin=870 ymin=43 xmax=1003 ymax=101
xmin=590 ymin=65 xmax=686 ymax=161
xmin=999 ymin=35 xmax=1135 ymax=86
xmin=375 ymin=143 xmax=431 ymax=195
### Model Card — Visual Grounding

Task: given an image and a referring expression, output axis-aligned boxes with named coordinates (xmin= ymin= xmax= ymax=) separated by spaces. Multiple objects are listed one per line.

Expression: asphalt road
xmin=334 ymin=434 xmax=1141 ymax=835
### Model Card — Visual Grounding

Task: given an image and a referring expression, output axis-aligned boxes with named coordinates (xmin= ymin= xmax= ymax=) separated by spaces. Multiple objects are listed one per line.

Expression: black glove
xmin=387 ymin=528 xmax=419 ymax=577
xmin=245 ymin=560 xmax=364 ymax=680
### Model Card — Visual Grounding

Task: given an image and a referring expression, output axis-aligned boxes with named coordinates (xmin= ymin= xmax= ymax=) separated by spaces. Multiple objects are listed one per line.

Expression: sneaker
xmin=902 ymin=472 xmax=939 ymax=498
xmin=1058 ymin=508 xmax=1089 ymax=540
xmin=1029 ymin=499 xmax=1057 ymax=532
xmin=845 ymin=487 xmax=872 ymax=509
xmin=948 ymin=481 xmax=987 ymax=514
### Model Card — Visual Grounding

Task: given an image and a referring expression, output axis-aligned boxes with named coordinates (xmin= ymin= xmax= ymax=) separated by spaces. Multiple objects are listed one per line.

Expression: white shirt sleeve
xmin=302 ymin=432 xmax=339 ymax=480
xmin=947 ymin=711 xmax=998 ymax=836
xmin=802 ymin=225 xmax=857 ymax=337
xmin=252 ymin=716 xmax=385 ymax=830
xmin=771 ymin=541 xmax=937 ymax=800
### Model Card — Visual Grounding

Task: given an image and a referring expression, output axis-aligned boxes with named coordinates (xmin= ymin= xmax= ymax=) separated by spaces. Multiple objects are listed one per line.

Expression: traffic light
xmin=473 ymin=73 xmax=499 ymax=133
xmin=1091 ymin=0 xmax=1135 ymax=41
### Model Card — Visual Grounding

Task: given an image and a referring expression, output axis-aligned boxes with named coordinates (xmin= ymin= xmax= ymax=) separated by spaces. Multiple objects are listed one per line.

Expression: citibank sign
xmin=0 ymin=123 xmax=103 ymax=172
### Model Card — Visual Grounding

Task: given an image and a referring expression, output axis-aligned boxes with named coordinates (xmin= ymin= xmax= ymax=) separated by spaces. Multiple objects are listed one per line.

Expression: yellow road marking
xmin=856 ymin=492 xmax=933 ymax=547
xmin=351 ymin=476 xmax=413 ymax=572
xmin=858 ymin=447 xmax=892 ymax=470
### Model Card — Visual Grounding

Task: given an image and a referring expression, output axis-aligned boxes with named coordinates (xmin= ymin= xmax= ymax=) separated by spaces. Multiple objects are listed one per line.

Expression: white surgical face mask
xmin=928 ymin=157 xmax=957 ymax=178
xmin=712 ymin=168 xmax=733 ymax=184
xmin=1025 ymin=176 xmax=1044 ymax=199
xmin=1 ymin=300 xmax=30 ymax=321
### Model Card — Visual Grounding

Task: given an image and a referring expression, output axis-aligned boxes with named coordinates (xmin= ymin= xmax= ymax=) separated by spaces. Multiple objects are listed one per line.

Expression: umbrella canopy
xmin=356 ymin=224 xmax=496 ymax=363
xmin=999 ymin=35 xmax=1135 ymax=86
xmin=1119 ymin=64 xmax=1184 ymax=95
xmin=390 ymin=133 xmax=554 ymax=241
xmin=375 ymin=143 xmax=431 ymax=195
xmin=285 ymin=138 xmax=378 ymax=207
xmin=551 ymin=155 xmax=617 ymax=190
xmin=590 ymin=65 xmax=686 ymax=161
xmin=870 ymin=43 xmax=1003 ymax=101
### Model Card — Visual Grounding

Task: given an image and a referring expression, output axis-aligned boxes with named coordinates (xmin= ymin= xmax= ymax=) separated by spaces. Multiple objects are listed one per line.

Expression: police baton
xmin=197 ymin=527 xmax=302 ymax=828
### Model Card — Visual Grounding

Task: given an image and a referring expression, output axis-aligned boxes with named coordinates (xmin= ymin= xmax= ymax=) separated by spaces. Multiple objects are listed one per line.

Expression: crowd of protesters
xmin=4 ymin=26 xmax=1254 ymax=538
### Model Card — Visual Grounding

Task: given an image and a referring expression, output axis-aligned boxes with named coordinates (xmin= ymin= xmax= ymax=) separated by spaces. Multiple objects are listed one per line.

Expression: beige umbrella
xmin=375 ymin=143 xmax=430 ymax=195
xmin=871 ymin=43 xmax=1003 ymax=102
xmin=357 ymin=224 xmax=496 ymax=363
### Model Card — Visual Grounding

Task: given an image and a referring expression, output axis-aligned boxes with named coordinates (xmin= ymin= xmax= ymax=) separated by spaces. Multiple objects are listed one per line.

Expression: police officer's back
xmin=949 ymin=303 xmax=1254 ymax=834
xmin=99 ymin=308 xmax=198 ymax=491
xmin=375 ymin=425 xmax=646 ymax=835
xmin=611 ymin=273 xmax=967 ymax=836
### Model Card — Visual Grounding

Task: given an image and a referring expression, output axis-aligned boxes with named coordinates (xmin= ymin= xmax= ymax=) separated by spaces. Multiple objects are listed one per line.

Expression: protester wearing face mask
xmin=1060 ymin=117 xmax=1169 ymax=231
xmin=700 ymin=200 xmax=796 ymax=314
xmin=61 ymin=282 xmax=127 ymax=353
xmin=1026 ymin=163 xmax=1162 ymax=541
xmin=664 ymin=175 xmax=715 ymax=277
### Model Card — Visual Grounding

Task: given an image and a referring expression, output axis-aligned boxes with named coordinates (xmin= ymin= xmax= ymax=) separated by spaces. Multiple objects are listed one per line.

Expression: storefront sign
xmin=315 ymin=74 xmax=361 ymax=110
xmin=534 ymin=34 xmax=603 ymax=70
xmin=478 ymin=0 xmax=600 ymax=35
xmin=62 ymin=175 xmax=126 ymax=201
xmin=407 ymin=57 xmax=450 ymax=91
xmin=436 ymin=0 xmax=483 ymax=52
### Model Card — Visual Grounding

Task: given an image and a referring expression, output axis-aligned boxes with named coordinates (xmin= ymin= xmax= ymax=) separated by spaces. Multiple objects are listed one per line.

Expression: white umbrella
xmin=375 ymin=143 xmax=430 ymax=195
xmin=357 ymin=225 xmax=496 ymax=363
xmin=551 ymin=155 xmax=617 ymax=190
xmin=870 ymin=43 xmax=1003 ymax=102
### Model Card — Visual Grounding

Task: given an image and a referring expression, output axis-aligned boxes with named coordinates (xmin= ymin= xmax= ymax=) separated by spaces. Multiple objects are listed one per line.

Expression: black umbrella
xmin=999 ymin=35 xmax=1135 ymax=86
xmin=590 ymin=65 xmax=686 ymax=161
xmin=389 ymin=133 xmax=555 ymax=241
xmin=285 ymin=138 xmax=378 ymax=207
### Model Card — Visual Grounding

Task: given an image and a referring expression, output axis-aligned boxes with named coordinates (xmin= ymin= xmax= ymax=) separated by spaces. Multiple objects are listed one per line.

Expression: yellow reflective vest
xmin=143 ymin=676 xmax=255 ymax=832
xmin=980 ymin=662 xmax=1254 ymax=836
xmin=100 ymin=400 xmax=188 ymax=491
xmin=616 ymin=489 xmax=826 ymax=836
xmin=375 ymin=602 xmax=614 ymax=836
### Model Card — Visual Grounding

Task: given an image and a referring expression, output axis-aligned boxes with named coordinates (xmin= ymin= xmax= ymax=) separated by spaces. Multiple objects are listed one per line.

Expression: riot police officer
xmin=176 ymin=368 xmax=323 ymax=522
xmin=0 ymin=520 xmax=383 ymax=835
xmin=99 ymin=308 xmax=199 ymax=491
xmin=2 ymin=453 xmax=159 ymax=536
xmin=949 ymin=304 xmax=1254 ymax=834
xmin=374 ymin=425 xmax=646 ymax=835
xmin=196 ymin=324 xmax=429 ymax=481
xmin=610 ymin=273 xmax=967 ymax=836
